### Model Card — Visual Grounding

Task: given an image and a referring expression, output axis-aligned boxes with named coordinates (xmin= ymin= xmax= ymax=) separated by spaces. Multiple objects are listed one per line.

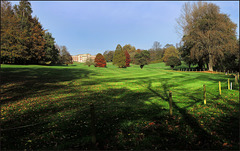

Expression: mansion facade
xmin=72 ymin=54 xmax=96 ymax=63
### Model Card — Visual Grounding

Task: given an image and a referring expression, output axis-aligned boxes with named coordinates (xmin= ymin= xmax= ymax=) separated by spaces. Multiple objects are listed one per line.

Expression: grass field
xmin=1 ymin=62 xmax=239 ymax=150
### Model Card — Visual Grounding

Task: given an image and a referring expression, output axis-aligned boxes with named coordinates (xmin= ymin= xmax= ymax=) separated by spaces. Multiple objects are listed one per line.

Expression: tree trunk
xmin=208 ymin=54 xmax=213 ymax=71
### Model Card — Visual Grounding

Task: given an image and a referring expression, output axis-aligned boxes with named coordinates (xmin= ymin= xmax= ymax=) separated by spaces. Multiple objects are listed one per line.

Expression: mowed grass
xmin=1 ymin=62 xmax=239 ymax=150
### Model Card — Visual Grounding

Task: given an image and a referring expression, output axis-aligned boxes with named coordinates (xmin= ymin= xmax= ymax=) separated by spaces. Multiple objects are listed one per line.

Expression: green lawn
xmin=1 ymin=62 xmax=239 ymax=150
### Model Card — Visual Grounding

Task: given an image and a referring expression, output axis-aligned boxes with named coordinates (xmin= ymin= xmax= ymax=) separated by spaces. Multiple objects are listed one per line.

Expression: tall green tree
xmin=28 ymin=16 xmax=46 ymax=64
xmin=43 ymin=32 xmax=59 ymax=64
xmin=177 ymin=2 xmax=237 ymax=71
xmin=113 ymin=44 xmax=126 ymax=68
xmin=1 ymin=1 xmax=22 ymax=64
xmin=13 ymin=0 xmax=33 ymax=63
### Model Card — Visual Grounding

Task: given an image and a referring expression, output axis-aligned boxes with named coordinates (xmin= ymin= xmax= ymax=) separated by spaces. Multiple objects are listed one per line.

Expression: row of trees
xmin=101 ymin=2 xmax=239 ymax=71
xmin=1 ymin=0 xmax=72 ymax=65
xmin=102 ymin=42 xmax=182 ymax=69
xmin=88 ymin=44 xmax=151 ymax=69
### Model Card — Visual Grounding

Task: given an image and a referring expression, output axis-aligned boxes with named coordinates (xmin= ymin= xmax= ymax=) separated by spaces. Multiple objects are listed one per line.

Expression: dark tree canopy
xmin=165 ymin=56 xmax=182 ymax=69
xmin=134 ymin=50 xmax=150 ymax=69
xmin=103 ymin=50 xmax=114 ymax=62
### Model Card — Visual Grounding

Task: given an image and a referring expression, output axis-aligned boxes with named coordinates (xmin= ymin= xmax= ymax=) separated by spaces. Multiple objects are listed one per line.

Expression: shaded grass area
xmin=1 ymin=62 xmax=239 ymax=150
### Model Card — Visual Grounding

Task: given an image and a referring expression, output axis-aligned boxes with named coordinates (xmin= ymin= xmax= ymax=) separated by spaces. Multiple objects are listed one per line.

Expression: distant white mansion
xmin=72 ymin=54 xmax=96 ymax=63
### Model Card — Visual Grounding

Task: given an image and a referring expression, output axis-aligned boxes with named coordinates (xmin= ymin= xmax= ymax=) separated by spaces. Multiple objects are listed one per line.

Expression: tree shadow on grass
xmin=2 ymin=87 xmax=204 ymax=150
xmin=136 ymin=80 xmax=229 ymax=149
xmin=1 ymin=79 xmax=238 ymax=150
xmin=1 ymin=67 xmax=97 ymax=105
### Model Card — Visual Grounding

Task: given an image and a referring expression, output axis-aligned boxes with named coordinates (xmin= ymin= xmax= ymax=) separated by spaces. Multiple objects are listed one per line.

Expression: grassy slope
xmin=1 ymin=62 xmax=239 ymax=150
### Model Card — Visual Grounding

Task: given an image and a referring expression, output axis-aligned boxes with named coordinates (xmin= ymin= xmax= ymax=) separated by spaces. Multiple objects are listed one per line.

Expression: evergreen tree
xmin=28 ymin=16 xmax=46 ymax=64
xmin=43 ymin=32 xmax=59 ymax=64
xmin=13 ymin=0 xmax=33 ymax=64
xmin=113 ymin=44 xmax=126 ymax=68
xmin=1 ymin=1 xmax=22 ymax=64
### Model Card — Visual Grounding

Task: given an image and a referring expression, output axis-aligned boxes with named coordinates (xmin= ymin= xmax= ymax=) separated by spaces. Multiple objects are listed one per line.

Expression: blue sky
xmin=11 ymin=1 xmax=239 ymax=56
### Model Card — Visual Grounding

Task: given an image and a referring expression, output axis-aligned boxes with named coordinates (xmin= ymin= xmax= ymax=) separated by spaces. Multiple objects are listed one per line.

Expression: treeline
xmin=102 ymin=2 xmax=239 ymax=71
xmin=1 ymin=0 xmax=72 ymax=65
xmin=101 ymin=42 xmax=181 ymax=69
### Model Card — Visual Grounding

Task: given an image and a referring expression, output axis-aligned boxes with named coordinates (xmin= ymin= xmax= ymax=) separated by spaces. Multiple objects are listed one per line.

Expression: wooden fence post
xmin=90 ymin=103 xmax=96 ymax=146
xmin=169 ymin=91 xmax=173 ymax=116
xmin=235 ymin=75 xmax=238 ymax=85
xmin=228 ymin=79 xmax=230 ymax=90
xmin=203 ymin=85 xmax=206 ymax=105
xmin=230 ymin=82 xmax=232 ymax=90
xmin=219 ymin=81 xmax=221 ymax=95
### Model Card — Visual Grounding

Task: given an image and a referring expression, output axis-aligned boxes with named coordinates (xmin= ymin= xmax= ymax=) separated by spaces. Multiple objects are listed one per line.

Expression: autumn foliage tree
xmin=95 ymin=53 xmax=106 ymax=67
xmin=125 ymin=50 xmax=131 ymax=67
xmin=162 ymin=46 xmax=179 ymax=62
xmin=1 ymin=0 xmax=62 ymax=65
xmin=123 ymin=44 xmax=136 ymax=63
